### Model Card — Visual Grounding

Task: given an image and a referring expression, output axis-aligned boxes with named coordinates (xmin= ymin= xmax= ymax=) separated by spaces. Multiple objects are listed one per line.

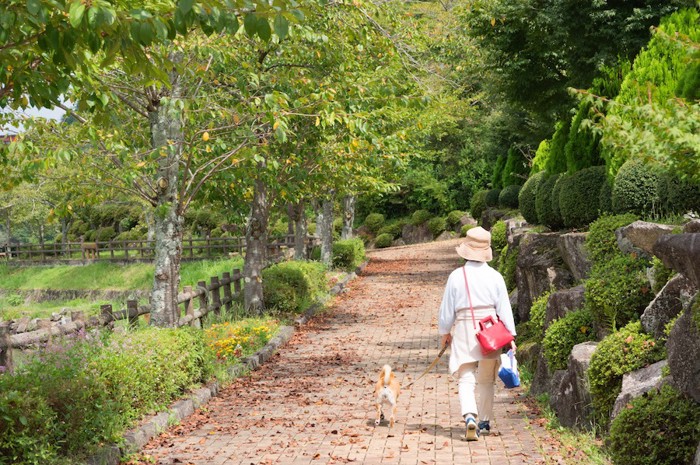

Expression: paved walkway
xmin=129 ymin=239 xmax=559 ymax=465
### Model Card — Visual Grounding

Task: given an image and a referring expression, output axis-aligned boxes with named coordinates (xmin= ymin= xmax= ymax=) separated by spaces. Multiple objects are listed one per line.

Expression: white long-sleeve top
xmin=438 ymin=261 xmax=516 ymax=337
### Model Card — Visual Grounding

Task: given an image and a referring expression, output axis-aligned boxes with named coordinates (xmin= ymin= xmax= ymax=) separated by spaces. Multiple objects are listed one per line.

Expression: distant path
xmin=127 ymin=239 xmax=562 ymax=465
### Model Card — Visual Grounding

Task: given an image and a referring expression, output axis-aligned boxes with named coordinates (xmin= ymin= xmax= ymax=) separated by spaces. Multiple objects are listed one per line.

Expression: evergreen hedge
xmin=535 ymin=173 xmax=562 ymax=230
xmin=558 ymin=165 xmax=607 ymax=228
xmin=498 ymin=185 xmax=521 ymax=209
xmin=519 ymin=171 xmax=547 ymax=224
xmin=612 ymin=159 xmax=665 ymax=216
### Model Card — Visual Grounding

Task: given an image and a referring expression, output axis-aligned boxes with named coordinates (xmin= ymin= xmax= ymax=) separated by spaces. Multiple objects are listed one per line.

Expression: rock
xmin=392 ymin=238 xmax=406 ymax=247
xmin=694 ymin=442 xmax=700 ymax=465
xmin=480 ymin=209 xmax=511 ymax=231
xmin=516 ymin=233 xmax=575 ymax=322
xmin=401 ymin=224 xmax=433 ymax=245
xmin=641 ymin=275 xmax=695 ymax=339
xmin=684 ymin=220 xmax=700 ymax=233
xmin=459 ymin=214 xmax=478 ymax=229
xmin=545 ymin=285 xmax=586 ymax=330
xmin=530 ymin=351 xmax=554 ymax=396
xmin=652 ymin=233 xmax=700 ymax=288
xmin=616 ymin=221 xmax=674 ymax=258
xmin=15 ymin=317 xmax=30 ymax=333
xmin=509 ymin=289 xmax=518 ymax=310
xmin=436 ymin=231 xmax=457 ymax=241
xmin=550 ymin=341 xmax=598 ymax=429
xmin=667 ymin=300 xmax=700 ymax=402
xmin=611 ymin=360 xmax=668 ymax=421
xmin=557 ymin=233 xmax=592 ymax=281
xmin=504 ymin=218 xmax=527 ymax=244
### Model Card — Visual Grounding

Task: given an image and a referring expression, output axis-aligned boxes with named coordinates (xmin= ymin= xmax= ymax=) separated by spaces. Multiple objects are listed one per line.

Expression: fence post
xmin=210 ymin=276 xmax=221 ymax=316
xmin=233 ymin=268 xmax=242 ymax=296
xmin=0 ymin=323 xmax=12 ymax=374
xmin=197 ymin=280 xmax=208 ymax=316
xmin=127 ymin=300 xmax=139 ymax=327
xmin=183 ymin=285 xmax=200 ymax=328
xmin=222 ymin=272 xmax=233 ymax=312
xmin=101 ymin=304 xmax=114 ymax=325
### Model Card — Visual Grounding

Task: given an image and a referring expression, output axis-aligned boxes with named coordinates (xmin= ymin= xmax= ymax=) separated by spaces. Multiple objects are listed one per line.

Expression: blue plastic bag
xmin=498 ymin=349 xmax=520 ymax=389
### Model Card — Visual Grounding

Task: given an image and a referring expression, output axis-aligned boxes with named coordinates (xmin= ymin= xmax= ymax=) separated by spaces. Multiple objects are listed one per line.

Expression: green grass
xmin=0 ymin=296 xmax=119 ymax=320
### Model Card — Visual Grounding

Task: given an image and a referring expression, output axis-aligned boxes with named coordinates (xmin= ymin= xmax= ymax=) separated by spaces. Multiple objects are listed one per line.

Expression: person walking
xmin=438 ymin=226 xmax=517 ymax=441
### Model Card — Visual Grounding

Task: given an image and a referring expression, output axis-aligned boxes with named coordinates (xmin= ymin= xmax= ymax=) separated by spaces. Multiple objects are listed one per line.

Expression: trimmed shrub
xmin=363 ymin=213 xmax=385 ymax=234
xmin=607 ymin=384 xmax=700 ymax=465
xmin=95 ymin=226 xmax=117 ymax=242
xmin=460 ymin=224 xmax=475 ymax=237
xmin=374 ymin=233 xmax=393 ymax=248
xmin=558 ymin=165 xmax=607 ymax=228
xmin=585 ymin=214 xmax=639 ymax=264
xmin=411 ymin=209 xmax=433 ymax=226
xmin=332 ymin=238 xmax=365 ymax=271
xmin=498 ymin=185 xmax=521 ymax=209
xmin=550 ymin=173 xmax=567 ymax=226
xmin=545 ymin=119 xmax=570 ymax=175
xmin=587 ymin=321 xmax=665 ymax=426
xmin=542 ymin=309 xmax=596 ymax=371
xmin=427 ymin=217 xmax=447 ymax=238
xmin=598 ymin=177 xmax=613 ymax=215
xmin=470 ymin=190 xmax=488 ymax=220
xmin=519 ymin=171 xmax=547 ymax=224
xmin=485 ymin=189 xmax=501 ymax=208
xmin=262 ymin=261 xmax=327 ymax=313
xmin=535 ymin=173 xmax=562 ymax=230
xmin=528 ymin=291 xmax=551 ymax=343
xmin=659 ymin=173 xmax=700 ymax=215
xmin=446 ymin=210 xmax=466 ymax=230
xmin=612 ymin=159 xmax=665 ymax=215
xmin=501 ymin=147 xmax=529 ymax=187
xmin=377 ymin=222 xmax=403 ymax=239
xmin=490 ymin=220 xmax=507 ymax=253
xmin=497 ymin=244 xmax=519 ymax=292
xmin=530 ymin=139 xmax=550 ymax=175
xmin=491 ymin=154 xmax=507 ymax=189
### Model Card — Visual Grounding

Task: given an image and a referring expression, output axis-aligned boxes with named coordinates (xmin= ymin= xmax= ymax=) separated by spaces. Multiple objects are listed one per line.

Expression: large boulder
xmin=459 ymin=214 xmax=478 ymax=229
xmin=616 ymin=220 xmax=674 ymax=258
xmin=610 ymin=360 xmax=668 ymax=421
xmin=480 ymin=209 xmax=511 ymax=231
xmin=667 ymin=300 xmax=700 ymax=402
xmin=505 ymin=218 xmax=528 ymax=246
xmin=516 ymin=233 xmax=575 ymax=322
xmin=684 ymin=220 xmax=700 ymax=233
xmin=545 ymin=285 xmax=586 ymax=330
xmin=641 ymin=274 xmax=695 ymax=339
xmin=530 ymin=351 xmax=553 ymax=396
xmin=401 ymin=223 xmax=433 ymax=245
xmin=653 ymin=233 xmax=700 ymax=288
xmin=549 ymin=341 xmax=598 ymax=429
xmin=557 ymin=233 xmax=592 ymax=281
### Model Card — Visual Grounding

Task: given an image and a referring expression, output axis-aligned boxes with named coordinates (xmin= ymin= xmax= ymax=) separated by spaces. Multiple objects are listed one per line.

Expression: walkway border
xmin=85 ymin=261 xmax=368 ymax=465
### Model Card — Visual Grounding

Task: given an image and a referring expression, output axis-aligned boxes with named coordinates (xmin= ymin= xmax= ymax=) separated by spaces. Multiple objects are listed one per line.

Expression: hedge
xmin=519 ymin=171 xmax=547 ymax=224
xmin=612 ymin=159 xmax=664 ymax=216
xmin=535 ymin=173 xmax=562 ymax=230
xmin=558 ymin=165 xmax=607 ymax=228
xmin=332 ymin=238 xmax=366 ymax=271
xmin=498 ymin=185 xmax=521 ymax=209
xmin=262 ymin=261 xmax=327 ymax=313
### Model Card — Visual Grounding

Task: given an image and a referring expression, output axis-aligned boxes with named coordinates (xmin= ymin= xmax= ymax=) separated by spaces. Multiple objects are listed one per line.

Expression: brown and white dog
xmin=374 ymin=364 xmax=401 ymax=427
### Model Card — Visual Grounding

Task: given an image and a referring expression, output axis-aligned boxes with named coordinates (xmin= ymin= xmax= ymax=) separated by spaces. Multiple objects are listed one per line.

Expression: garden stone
xmin=616 ymin=221 xmax=674 ymax=258
xmin=667 ymin=302 xmax=700 ymax=402
xmin=480 ymin=209 xmax=510 ymax=231
xmin=504 ymin=218 xmax=527 ymax=244
xmin=15 ymin=317 xmax=30 ymax=333
xmin=459 ymin=214 xmax=477 ymax=229
xmin=557 ymin=232 xmax=591 ymax=281
xmin=695 ymin=442 xmax=700 ymax=465
xmin=529 ymin=351 xmax=553 ymax=396
xmin=516 ymin=233 xmax=575 ymax=322
xmin=684 ymin=220 xmax=700 ymax=233
xmin=401 ymin=223 xmax=433 ymax=245
xmin=652 ymin=233 xmax=700 ymax=288
xmin=509 ymin=289 xmax=518 ymax=311
xmin=436 ymin=231 xmax=457 ymax=241
xmin=549 ymin=341 xmax=598 ymax=429
xmin=610 ymin=360 xmax=668 ymax=421
xmin=545 ymin=285 xmax=585 ymax=330
xmin=393 ymin=238 xmax=406 ymax=247
xmin=641 ymin=275 xmax=695 ymax=339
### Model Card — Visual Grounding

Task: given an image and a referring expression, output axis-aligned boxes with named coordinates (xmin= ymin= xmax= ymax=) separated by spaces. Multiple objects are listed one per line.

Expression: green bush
xmin=550 ymin=173 xmax=568 ymax=226
xmin=650 ymin=256 xmax=674 ymax=295
xmin=377 ymin=222 xmax=403 ymax=239
xmin=528 ymin=291 xmax=551 ymax=343
xmin=374 ymin=233 xmax=393 ymax=248
xmin=559 ymin=165 xmax=607 ymax=228
xmin=411 ymin=209 xmax=433 ymax=226
xmin=262 ymin=261 xmax=327 ymax=313
xmin=519 ymin=171 xmax=547 ymax=224
xmin=607 ymin=384 xmax=700 ymax=465
xmin=363 ymin=213 xmax=385 ymax=234
xmin=545 ymin=119 xmax=570 ymax=175
xmin=585 ymin=214 xmax=639 ymax=264
xmin=659 ymin=173 xmax=700 ymax=215
xmin=114 ymin=226 xmax=147 ymax=242
xmin=498 ymin=185 xmax=521 ymax=209
xmin=95 ymin=226 xmax=117 ymax=242
xmin=530 ymin=139 xmax=550 ymax=175
xmin=612 ymin=159 xmax=665 ymax=216
xmin=491 ymin=154 xmax=507 ymax=189
xmin=565 ymin=100 xmax=602 ymax=173
xmin=485 ymin=189 xmax=501 ymax=207
xmin=490 ymin=220 xmax=507 ymax=253
xmin=535 ymin=173 xmax=562 ymax=229
xmin=542 ymin=309 xmax=596 ymax=371
xmin=598 ymin=177 xmax=613 ymax=215
xmin=446 ymin=210 xmax=466 ymax=229
xmin=427 ymin=217 xmax=447 ymax=238
xmin=587 ymin=321 xmax=665 ymax=426
xmin=332 ymin=238 xmax=365 ymax=271
xmin=460 ymin=224 xmax=475 ymax=237
xmin=497 ymin=244 xmax=519 ymax=292
xmin=585 ymin=254 xmax=653 ymax=333
xmin=470 ymin=190 xmax=488 ymax=220
xmin=501 ymin=147 xmax=529 ymax=187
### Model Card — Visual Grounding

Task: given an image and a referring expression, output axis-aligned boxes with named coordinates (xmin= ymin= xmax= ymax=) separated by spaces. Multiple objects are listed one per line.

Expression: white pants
xmin=455 ymin=359 xmax=499 ymax=420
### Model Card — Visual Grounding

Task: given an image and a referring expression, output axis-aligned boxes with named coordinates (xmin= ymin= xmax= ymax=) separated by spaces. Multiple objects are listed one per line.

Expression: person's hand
xmin=510 ymin=339 xmax=517 ymax=354
xmin=441 ymin=333 xmax=452 ymax=349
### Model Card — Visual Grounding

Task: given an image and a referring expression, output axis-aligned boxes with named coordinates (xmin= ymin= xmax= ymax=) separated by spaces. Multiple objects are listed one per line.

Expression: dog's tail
xmin=381 ymin=364 xmax=392 ymax=386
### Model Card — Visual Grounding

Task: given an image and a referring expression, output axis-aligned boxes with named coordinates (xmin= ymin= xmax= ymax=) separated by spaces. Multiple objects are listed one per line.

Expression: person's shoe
xmin=465 ymin=416 xmax=479 ymax=441
xmin=478 ymin=420 xmax=491 ymax=436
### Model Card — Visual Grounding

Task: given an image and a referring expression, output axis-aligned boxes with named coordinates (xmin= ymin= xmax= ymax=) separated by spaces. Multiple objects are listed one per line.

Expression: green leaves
xmin=68 ymin=1 xmax=86 ymax=28
xmin=274 ymin=14 xmax=289 ymax=40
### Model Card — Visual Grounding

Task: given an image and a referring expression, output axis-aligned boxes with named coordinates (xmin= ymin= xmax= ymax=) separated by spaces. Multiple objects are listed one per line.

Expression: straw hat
xmin=455 ymin=226 xmax=493 ymax=262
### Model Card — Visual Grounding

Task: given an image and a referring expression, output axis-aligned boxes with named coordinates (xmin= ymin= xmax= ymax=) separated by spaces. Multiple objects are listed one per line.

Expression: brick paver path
xmin=131 ymin=239 xmax=560 ymax=465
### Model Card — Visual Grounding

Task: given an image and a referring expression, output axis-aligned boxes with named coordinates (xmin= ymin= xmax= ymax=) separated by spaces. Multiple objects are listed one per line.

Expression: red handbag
xmin=462 ymin=267 xmax=514 ymax=355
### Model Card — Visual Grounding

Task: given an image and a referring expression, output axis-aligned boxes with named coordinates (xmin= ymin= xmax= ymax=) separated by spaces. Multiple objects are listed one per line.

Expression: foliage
xmin=501 ymin=147 xmax=529 ymax=187
xmin=491 ymin=154 xmax=507 ymax=189
xmin=376 ymin=222 xmax=404 ymax=240
xmin=519 ymin=171 xmax=547 ymax=225
xmin=363 ymin=213 xmax=386 ymax=235
xmin=650 ymin=257 xmax=674 ymax=295
xmin=461 ymin=224 xmax=476 ymax=237
xmin=550 ymin=173 xmax=568 ymax=226
xmin=261 ymin=261 xmax=327 ymax=314
xmin=558 ymin=165 xmax=607 ymax=228
xmin=374 ymin=233 xmax=393 ymax=249
xmin=332 ymin=239 xmax=365 ymax=272
xmin=598 ymin=178 xmax=613 ymax=215
xmin=427 ymin=217 xmax=447 ymax=238
xmin=497 ymin=244 xmax=519 ymax=292
xmin=535 ymin=173 xmax=562 ymax=230
xmin=585 ymin=214 xmax=639 ymax=264
xmin=204 ymin=318 xmax=278 ymax=362
xmin=585 ymin=254 xmax=653 ymax=333
xmin=498 ymin=185 xmax=521 ymax=209
xmin=587 ymin=321 xmax=665 ymax=426
xmin=607 ymin=384 xmax=700 ymax=465
xmin=612 ymin=159 xmax=665 ymax=216
xmin=446 ymin=210 xmax=466 ymax=230
xmin=530 ymin=139 xmax=550 ymax=175
xmin=542 ymin=309 xmax=596 ymax=371
xmin=528 ymin=291 xmax=551 ymax=343
xmin=411 ymin=209 xmax=433 ymax=226
xmin=485 ymin=189 xmax=502 ymax=208
xmin=659 ymin=172 xmax=700 ymax=215
xmin=565 ymin=100 xmax=602 ymax=173
xmin=546 ymin=119 xmax=570 ymax=175
xmin=94 ymin=226 xmax=117 ymax=243
xmin=490 ymin=220 xmax=507 ymax=253
xmin=470 ymin=190 xmax=489 ymax=220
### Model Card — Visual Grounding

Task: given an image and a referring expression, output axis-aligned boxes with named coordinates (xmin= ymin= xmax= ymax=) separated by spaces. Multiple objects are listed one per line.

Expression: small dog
xmin=374 ymin=364 xmax=401 ymax=427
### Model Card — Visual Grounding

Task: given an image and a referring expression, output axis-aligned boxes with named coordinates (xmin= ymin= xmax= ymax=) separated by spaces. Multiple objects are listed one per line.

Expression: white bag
xmin=498 ymin=349 xmax=520 ymax=389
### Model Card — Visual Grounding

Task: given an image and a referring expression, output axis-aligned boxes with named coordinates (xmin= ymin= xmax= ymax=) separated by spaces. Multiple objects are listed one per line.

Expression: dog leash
xmin=404 ymin=343 xmax=449 ymax=388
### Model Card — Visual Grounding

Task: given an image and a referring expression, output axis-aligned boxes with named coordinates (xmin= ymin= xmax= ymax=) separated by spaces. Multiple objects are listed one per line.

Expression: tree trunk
xmin=244 ymin=175 xmax=270 ymax=314
xmin=292 ymin=200 xmax=307 ymax=260
xmin=61 ymin=217 xmax=70 ymax=256
xmin=341 ymin=195 xmax=355 ymax=240
xmin=320 ymin=191 xmax=334 ymax=266
xmin=149 ymin=68 xmax=185 ymax=327
xmin=145 ymin=209 xmax=155 ymax=242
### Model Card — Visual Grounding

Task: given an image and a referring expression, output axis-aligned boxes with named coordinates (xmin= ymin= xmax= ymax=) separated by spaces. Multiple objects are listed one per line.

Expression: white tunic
xmin=438 ymin=261 xmax=516 ymax=375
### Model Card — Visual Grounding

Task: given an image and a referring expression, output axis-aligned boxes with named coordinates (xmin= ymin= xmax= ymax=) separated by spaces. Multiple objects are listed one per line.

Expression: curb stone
xmin=84 ymin=261 xmax=367 ymax=465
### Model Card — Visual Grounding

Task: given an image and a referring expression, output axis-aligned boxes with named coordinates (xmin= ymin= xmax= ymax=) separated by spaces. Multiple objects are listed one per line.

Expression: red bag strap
xmin=462 ymin=265 xmax=476 ymax=330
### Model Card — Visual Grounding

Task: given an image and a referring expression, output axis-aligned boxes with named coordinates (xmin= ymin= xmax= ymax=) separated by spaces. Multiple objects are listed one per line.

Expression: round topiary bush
xmin=377 ymin=222 xmax=403 ymax=239
xmin=411 ymin=209 xmax=433 ymax=226
xmin=607 ymin=384 xmax=700 ymax=465
xmin=659 ymin=172 xmax=700 ymax=216
xmin=498 ymin=185 xmax=521 ymax=209
xmin=612 ymin=159 xmax=664 ymax=215
xmin=446 ymin=210 xmax=465 ymax=230
xmin=550 ymin=173 xmax=567 ymax=226
xmin=558 ymin=165 xmax=607 ymax=228
xmin=535 ymin=173 xmax=562 ymax=230
xmin=374 ymin=233 xmax=393 ymax=248
xmin=490 ymin=220 xmax=507 ymax=253
xmin=542 ymin=309 xmax=595 ymax=371
xmin=427 ymin=217 xmax=447 ymax=238
xmin=470 ymin=190 xmax=488 ymax=220
xmin=519 ymin=171 xmax=547 ymax=225
xmin=598 ymin=178 xmax=613 ymax=215
xmin=584 ymin=213 xmax=639 ymax=264
xmin=460 ymin=224 xmax=475 ymax=237
xmin=363 ymin=213 xmax=385 ymax=234
xmin=485 ymin=189 xmax=501 ymax=208
xmin=95 ymin=226 xmax=117 ymax=242
xmin=587 ymin=321 xmax=665 ymax=426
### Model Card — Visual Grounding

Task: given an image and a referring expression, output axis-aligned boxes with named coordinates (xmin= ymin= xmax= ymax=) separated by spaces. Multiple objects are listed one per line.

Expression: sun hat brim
xmin=455 ymin=242 xmax=493 ymax=262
